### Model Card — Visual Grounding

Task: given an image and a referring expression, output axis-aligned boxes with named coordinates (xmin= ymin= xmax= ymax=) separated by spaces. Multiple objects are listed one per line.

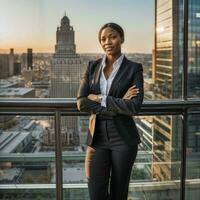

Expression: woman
xmin=77 ymin=22 xmax=144 ymax=200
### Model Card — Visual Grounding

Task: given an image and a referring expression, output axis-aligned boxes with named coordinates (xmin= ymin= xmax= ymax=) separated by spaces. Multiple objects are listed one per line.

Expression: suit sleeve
xmin=106 ymin=63 xmax=144 ymax=116
xmin=76 ymin=61 xmax=116 ymax=115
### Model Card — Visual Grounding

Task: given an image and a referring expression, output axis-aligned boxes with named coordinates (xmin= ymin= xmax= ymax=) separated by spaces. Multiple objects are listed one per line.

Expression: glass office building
xmin=153 ymin=0 xmax=200 ymax=191
xmin=154 ymin=0 xmax=200 ymax=99
xmin=188 ymin=0 xmax=200 ymax=97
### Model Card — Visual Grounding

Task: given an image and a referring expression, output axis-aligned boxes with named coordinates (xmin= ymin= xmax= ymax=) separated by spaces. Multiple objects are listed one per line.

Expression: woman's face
xmin=100 ymin=27 xmax=123 ymax=56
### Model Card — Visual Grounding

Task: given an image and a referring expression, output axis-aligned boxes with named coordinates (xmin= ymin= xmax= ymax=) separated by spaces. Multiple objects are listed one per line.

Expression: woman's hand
xmin=123 ymin=85 xmax=139 ymax=100
xmin=88 ymin=94 xmax=99 ymax=102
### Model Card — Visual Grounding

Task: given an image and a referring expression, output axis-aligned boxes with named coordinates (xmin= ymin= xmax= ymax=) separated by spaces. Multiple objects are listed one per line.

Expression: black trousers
xmin=85 ymin=116 xmax=138 ymax=200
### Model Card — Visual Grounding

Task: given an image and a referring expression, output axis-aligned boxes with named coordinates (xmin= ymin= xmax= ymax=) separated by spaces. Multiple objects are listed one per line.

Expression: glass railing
xmin=0 ymin=98 xmax=200 ymax=200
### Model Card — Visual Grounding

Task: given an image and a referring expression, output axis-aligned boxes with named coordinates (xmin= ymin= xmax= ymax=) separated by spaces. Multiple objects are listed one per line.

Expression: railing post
xmin=55 ymin=110 xmax=63 ymax=200
xmin=181 ymin=109 xmax=188 ymax=200
xmin=181 ymin=0 xmax=189 ymax=199
xmin=183 ymin=0 xmax=188 ymax=100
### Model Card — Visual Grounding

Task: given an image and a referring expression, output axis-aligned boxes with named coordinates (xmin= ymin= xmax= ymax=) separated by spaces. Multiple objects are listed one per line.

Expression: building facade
xmin=0 ymin=49 xmax=15 ymax=79
xmin=49 ymin=14 xmax=83 ymax=147
xmin=153 ymin=0 xmax=200 ymax=181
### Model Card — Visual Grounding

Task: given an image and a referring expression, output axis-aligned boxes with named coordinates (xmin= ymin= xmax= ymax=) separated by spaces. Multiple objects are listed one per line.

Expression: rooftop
xmin=0 ymin=88 xmax=35 ymax=97
xmin=0 ymin=131 xmax=31 ymax=153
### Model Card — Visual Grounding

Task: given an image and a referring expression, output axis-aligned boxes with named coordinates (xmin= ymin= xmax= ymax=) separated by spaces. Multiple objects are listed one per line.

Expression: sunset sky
xmin=0 ymin=0 xmax=154 ymax=53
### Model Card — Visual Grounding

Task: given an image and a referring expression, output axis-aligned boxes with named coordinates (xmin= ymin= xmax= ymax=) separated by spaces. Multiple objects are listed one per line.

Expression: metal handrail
xmin=0 ymin=98 xmax=199 ymax=114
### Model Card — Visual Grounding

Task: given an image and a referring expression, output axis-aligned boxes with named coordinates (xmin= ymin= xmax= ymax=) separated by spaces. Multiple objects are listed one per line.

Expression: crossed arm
xmin=76 ymin=62 xmax=144 ymax=116
xmin=76 ymin=61 xmax=107 ymax=114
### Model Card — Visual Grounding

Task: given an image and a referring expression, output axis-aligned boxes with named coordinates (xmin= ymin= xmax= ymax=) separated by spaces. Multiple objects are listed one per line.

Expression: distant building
xmin=27 ymin=48 xmax=33 ymax=70
xmin=0 ymin=49 xmax=15 ymax=78
xmin=22 ymin=70 xmax=33 ymax=87
xmin=20 ymin=48 xmax=33 ymax=71
xmin=0 ymin=131 xmax=32 ymax=153
xmin=49 ymin=14 xmax=83 ymax=147
xmin=14 ymin=62 xmax=21 ymax=75
xmin=0 ymin=76 xmax=24 ymax=88
xmin=0 ymin=87 xmax=35 ymax=98
xmin=0 ymin=131 xmax=32 ymax=184
xmin=0 ymin=87 xmax=35 ymax=129
xmin=0 ymin=54 xmax=9 ymax=78
xmin=42 ymin=125 xmax=79 ymax=150
xmin=9 ymin=48 xmax=14 ymax=76
xmin=50 ymin=14 xmax=82 ymax=99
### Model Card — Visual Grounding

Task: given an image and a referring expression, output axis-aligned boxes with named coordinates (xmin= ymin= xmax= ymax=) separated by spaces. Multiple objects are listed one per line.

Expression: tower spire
xmin=64 ymin=10 xmax=66 ymax=16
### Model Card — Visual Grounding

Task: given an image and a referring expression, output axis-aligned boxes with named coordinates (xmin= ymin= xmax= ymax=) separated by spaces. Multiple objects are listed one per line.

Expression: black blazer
xmin=76 ymin=56 xmax=144 ymax=146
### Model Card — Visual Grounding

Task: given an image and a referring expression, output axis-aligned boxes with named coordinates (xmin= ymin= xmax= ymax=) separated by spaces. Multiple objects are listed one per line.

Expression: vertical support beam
xmin=183 ymin=0 xmax=188 ymax=100
xmin=154 ymin=0 xmax=157 ymax=83
xmin=181 ymin=0 xmax=189 ymax=199
xmin=55 ymin=110 xmax=63 ymax=200
xmin=181 ymin=109 xmax=188 ymax=200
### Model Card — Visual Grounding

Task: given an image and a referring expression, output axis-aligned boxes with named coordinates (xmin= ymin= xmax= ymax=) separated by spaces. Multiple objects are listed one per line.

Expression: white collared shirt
xmin=100 ymin=54 xmax=125 ymax=107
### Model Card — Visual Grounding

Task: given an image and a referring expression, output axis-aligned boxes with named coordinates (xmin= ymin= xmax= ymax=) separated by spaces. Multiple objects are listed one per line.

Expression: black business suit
xmin=77 ymin=55 xmax=144 ymax=200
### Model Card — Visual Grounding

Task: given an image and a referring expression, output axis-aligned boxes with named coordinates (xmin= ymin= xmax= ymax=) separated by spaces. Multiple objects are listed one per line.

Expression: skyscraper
xmin=50 ymin=14 xmax=82 ymax=98
xmin=9 ymin=48 xmax=14 ymax=76
xmin=49 ymin=14 xmax=82 ymax=146
xmin=27 ymin=48 xmax=33 ymax=70
xmin=0 ymin=49 xmax=14 ymax=78
xmin=153 ymin=0 xmax=200 ymax=181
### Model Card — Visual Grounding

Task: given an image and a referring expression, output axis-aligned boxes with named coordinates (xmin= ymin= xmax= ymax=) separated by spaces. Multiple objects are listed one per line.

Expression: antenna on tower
xmin=64 ymin=10 xmax=66 ymax=16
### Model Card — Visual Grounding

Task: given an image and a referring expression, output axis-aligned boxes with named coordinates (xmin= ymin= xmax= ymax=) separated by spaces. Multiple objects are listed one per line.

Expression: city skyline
xmin=0 ymin=0 xmax=154 ymax=53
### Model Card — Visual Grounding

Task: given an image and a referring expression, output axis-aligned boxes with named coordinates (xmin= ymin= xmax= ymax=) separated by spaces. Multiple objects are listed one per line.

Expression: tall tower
xmin=49 ymin=14 xmax=82 ymax=146
xmin=153 ymin=0 xmax=200 ymax=181
xmin=27 ymin=48 xmax=33 ymax=70
xmin=54 ymin=15 xmax=76 ymax=56
xmin=9 ymin=48 xmax=14 ymax=76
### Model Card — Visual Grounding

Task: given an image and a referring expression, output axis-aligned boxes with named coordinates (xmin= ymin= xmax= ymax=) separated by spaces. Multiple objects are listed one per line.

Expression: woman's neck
xmin=106 ymin=52 xmax=122 ymax=66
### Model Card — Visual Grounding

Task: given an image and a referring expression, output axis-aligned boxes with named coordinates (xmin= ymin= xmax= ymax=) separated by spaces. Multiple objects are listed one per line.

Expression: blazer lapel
xmin=92 ymin=59 xmax=102 ymax=94
xmin=108 ymin=56 xmax=128 ymax=95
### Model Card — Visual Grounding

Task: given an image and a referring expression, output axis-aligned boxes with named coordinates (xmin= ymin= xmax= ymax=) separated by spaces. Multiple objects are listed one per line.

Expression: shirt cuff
xmin=101 ymin=95 xmax=107 ymax=107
